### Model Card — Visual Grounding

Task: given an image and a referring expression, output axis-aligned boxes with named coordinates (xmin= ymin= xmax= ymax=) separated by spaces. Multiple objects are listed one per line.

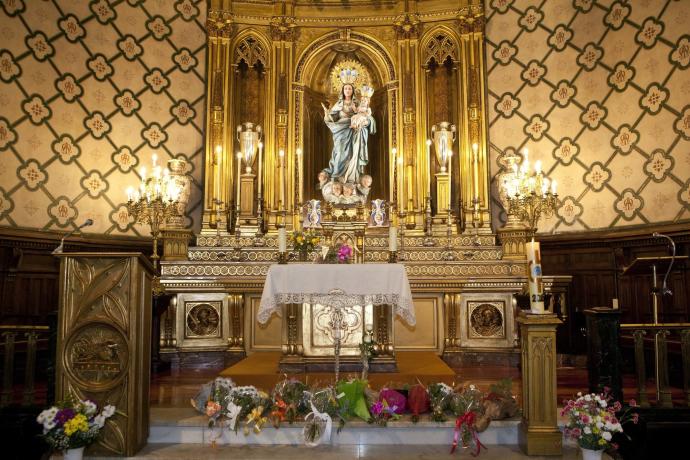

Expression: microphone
xmin=53 ymin=219 xmax=94 ymax=254
xmin=653 ymin=232 xmax=675 ymax=296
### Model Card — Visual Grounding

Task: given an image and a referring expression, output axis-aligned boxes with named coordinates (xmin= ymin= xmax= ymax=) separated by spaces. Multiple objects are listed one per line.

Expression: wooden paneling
xmin=540 ymin=226 xmax=690 ymax=354
xmin=0 ymin=228 xmax=149 ymax=326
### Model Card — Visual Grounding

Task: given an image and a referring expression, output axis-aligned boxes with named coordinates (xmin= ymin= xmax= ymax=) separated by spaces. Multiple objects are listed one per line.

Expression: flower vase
xmin=298 ymin=249 xmax=308 ymax=262
xmin=63 ymin=447 xmax=85 ymax=460
xmin=580 ymin=447 xmax=603 ymax=460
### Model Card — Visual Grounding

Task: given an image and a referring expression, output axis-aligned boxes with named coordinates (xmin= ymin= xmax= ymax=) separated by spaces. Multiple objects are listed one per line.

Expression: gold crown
xmin=339 ymin=68 xmax=358 ymax=85
xmin=360 ymin=85 xmax=374 ymax=98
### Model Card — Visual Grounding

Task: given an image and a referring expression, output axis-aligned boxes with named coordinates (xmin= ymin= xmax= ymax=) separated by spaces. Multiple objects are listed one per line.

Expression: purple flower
xmin=371 ymin=401 xmax=384 ymax=416
xmin=55 ymin=408 xmax=75 ymax=425
xmin=337 ymin=245 xmax=353 ymax=261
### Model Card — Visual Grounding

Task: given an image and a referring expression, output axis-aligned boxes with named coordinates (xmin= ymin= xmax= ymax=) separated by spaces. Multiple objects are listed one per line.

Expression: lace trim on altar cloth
xmin=257 ymin=292 xmax=416 ymax=326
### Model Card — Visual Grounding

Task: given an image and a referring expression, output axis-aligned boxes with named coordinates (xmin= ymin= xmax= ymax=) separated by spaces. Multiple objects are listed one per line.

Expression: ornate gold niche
xmin=201 ymin=0 xmax=493 ymax=236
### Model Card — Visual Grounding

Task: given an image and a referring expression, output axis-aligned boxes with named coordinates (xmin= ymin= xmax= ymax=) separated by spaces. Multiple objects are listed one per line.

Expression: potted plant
xmin=36 ymin=397 xmax=115 ymax=460
xmin=561 ymin=390 xmax=638 ymax=460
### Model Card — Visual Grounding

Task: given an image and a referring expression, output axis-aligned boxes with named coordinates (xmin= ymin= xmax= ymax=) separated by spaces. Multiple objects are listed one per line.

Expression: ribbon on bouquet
xmin=303 ymin=401 xmax=333 ymax=447
xmin=450 ymin=411 xmax=486 ymax=456
xmin=227 ymin=402 xmax=242 ymax=432
xmin=244 ymin=406 xmax=267 ymax=435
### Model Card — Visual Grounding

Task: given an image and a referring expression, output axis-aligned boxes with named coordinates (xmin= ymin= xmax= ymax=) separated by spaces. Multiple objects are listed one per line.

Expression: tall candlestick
xmin=236 ymin=152 xmax=242 ymax=214
xmin=426 ymin=139 xmax=432 ymax=198
xmin=279 ymin=149 xmax=285 ymax=210
xmin=258 ymin=142 xmax=263 ymax=197
xmin=214 ymin=145 xmax=221 ymax=202
xmin=447 ymin=150 xmax=453 ymax=213
xmin=392 ymin=147 xmax=398 ymax=207
xmin=389 ymin=225 xmax=397 ymax=251
xmin=525 ymin=239 xmax=545 ymax=314
xmin=472 ymin=143 xmax=479 ymax=206
xmin=296 ymin=148 xmax=303 ymax=204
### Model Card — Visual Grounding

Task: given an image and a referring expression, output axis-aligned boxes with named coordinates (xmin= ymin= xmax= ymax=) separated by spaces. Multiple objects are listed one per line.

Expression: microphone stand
xmin=53 ymin=220 xmax=93 ymax=254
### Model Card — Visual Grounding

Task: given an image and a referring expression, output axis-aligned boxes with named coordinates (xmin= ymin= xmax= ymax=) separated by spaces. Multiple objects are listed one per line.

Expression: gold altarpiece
xmin=159 ymin=0 xmax=570 ymax=369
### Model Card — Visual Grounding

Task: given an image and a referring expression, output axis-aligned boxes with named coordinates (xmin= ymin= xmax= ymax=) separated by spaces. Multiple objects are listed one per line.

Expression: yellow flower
xmin=598 ymin=438 xmax=606 ymax=445
xmin=63 ymin=414 xmax=89 ymax=436
xmin=296 ymin=236 xmax=304 ymax=244
xmin=311 ymin=237 xmax=319 ymax=245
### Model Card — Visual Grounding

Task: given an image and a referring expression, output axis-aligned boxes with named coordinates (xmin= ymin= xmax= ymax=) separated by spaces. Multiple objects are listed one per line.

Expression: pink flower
xmin=632 ymin=413 xmax=639 ymax=424
xmin=571 ymin=428 xmax=581 ymax=438
xmin=205 ymin=401 xmax=221 ymax=417
xmin=629 ymin=399 xmax=637 ymax=407
xmin=581 ymin=415 xmax=590 ymax=424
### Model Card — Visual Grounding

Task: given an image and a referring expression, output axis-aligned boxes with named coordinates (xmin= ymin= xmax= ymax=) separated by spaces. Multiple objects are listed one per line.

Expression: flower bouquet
xmin=320 ymin=242 xmax=354 ymax=264
xmin=290 ymin=229 xmax=319 ymax=260
xmin=561 ymin=389 xmax=638 ymax=458
xmin=448 ymin=384 xmax=487 ymax=455
xmin=36 ymin=396 xmax=115 ymax=458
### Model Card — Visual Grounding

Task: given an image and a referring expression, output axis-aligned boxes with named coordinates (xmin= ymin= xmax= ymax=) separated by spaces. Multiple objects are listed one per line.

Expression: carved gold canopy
xmin=202 ymin=0 xmax=491 ymax=236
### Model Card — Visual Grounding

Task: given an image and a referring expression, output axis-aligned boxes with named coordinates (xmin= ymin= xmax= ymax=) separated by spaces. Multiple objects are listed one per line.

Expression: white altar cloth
xmin=258 ymin=263 xmax=415 ymax=325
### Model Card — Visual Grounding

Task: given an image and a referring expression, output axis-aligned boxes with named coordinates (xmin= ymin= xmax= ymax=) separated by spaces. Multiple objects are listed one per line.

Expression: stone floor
xmin=77 ymin=444 xmax=611 ymax=460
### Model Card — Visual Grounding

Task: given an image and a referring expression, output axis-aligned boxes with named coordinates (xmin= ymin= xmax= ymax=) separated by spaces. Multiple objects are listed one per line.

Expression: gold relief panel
xmin=65 ymin=323 xmax=128 ymax=391
xmin=468 ymin=301 xmax=505 ymax=339
xmin=176 ymin=293 xmax=231 ymax=350
xmin=459 ymin=293 xmax=516 ymax=349
xmin=302 ymin=303 xmax=368 ymax=357
xmin=185 ymin=302 xmax=222 ymax=338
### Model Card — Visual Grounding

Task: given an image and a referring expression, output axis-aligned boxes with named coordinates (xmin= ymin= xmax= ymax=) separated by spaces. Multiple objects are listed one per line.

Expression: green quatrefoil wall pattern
xmin=0 ymin=0 xmax=206 ymax=235
xmin=486 ymin=0 xmax=690 ymax=232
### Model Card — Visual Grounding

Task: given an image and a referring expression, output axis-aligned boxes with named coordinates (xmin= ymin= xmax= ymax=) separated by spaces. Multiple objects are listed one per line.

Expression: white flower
xmin=83 ymin=400 xmax=97 ymax=416
xmin=584 ymin=427 xmax=592 ymax=434
xmin=603 ymin=431 xmax=612 ymax=441
xmin=599 ymin=399 xmax=607 ymax=408
xmin=577 ymin=392 xmax=582 ymax=397
xmin=94 ymin=414 xmax=106 ymax=428
xmin=102 ymin=405 xmax=116 ymax=418
xmin=596 ymin=421 xmax=604 ymax=428
xmin=469 ymin=385 xmax=476 ymax=391
xmin=584 ymin=394 xmax=592 ymax=401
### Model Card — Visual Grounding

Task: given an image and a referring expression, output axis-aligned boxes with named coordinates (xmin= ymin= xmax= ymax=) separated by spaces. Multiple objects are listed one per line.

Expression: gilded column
xmin=394 ymin=13 xmax=421 ymax=229
xmin=458 ymin=6 xmax=491 ymax=233
xmin=270 ymin=10 xmax=297 ymax=227
xmin=517 ymin=312 xmax=562 ymax=456
xmin=202 ymin=10 xmax=234 ymax=235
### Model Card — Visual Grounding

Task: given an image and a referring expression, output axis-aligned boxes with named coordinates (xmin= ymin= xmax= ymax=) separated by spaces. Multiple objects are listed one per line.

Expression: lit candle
xmin=389 ymin=225 xmax=397 ymax=251
xmin=426 ymin=139 xmax=432 ymax=198
xmin=296 ymin=148 xmax=303 ymax=204
xmin=472 ymin=143 xmax=479 ymax=204
xmin=448 ymin=150 xmax=453 ymax=213
xmin=525 ymin=239 xmax=545 ymax=314
xmin=214 ymin=145 xmax=222 ymax=201
xmin=152 ymin=153 xmax=157 ymax=167
xmin=258 ymin=142 xmax=263 ymax=197
xmin=278 ymin=226 xmax=287 ymax=253
xmin=126 ymin=186 xmax=134 ymax=202
xmin=551 ymin=179 xmax=557 ymax=195
xmin=236 ymin=151 xmax=242 ymax=213
xmin=279 ymin=149 xmax=285 ymax=210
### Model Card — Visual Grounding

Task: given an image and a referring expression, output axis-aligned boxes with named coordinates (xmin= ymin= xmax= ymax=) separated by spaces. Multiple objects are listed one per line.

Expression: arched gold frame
xmin=292 ymin=30 xmax=399 ymax=208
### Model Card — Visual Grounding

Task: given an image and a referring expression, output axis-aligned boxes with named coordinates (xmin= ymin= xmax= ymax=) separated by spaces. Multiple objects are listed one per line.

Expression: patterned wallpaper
xmin=486 ymin=0 xmax=690 ymax=233
xmin=0 ymin=0 xmax=206 ymax=235
xmin=2 ymin=0 xmax=688 ymax=237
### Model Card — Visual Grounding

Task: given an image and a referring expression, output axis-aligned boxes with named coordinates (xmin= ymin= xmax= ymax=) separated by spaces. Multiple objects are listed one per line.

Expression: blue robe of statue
xmin=323 ymin=98 xmax=376 ymax=184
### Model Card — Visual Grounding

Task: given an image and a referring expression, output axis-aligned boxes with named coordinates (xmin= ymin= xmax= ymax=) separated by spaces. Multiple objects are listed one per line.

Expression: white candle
xmin=448 ymin=150 xmax=453 ymax=212
xmin=426 ymin=139 xmax=432 ymax=198
xmin=258 ymin=142 xmax=263 ymax=196
xmin=152 ymin=153 xmax=157 ymax=167
xmin=472 ymin=143 xmax=479 ymax=204
xmin=126 ymin=187 xmax=133 ymax=202
xmin=296 ymin=148 xmax=302 ymax=204
xmin=551 ymin=179 xmax=557 ymax=195
xmin=525 ymin=239 xmax=545 ymax=314
xmin=214 ymin=145 xmax=222 ymax=201
xmin=278 ymin=226 xmax=286 ymax=253
xmin=389 ymin=225 xmax=397 ymax=251
xmin=236 ymin=152 xmax=242 ymax=213
xmin=279 ymin=149 xmax=285 ymax=209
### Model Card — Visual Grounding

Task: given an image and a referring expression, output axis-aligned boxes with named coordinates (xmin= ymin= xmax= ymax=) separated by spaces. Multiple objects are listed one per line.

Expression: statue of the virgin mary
xmin=320 ymin=67 xmax=376 ymax=204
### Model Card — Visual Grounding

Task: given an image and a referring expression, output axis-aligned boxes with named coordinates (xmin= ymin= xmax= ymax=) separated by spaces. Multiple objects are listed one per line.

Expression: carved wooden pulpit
xmin=55 ymin=253 xmax=154 ymax=456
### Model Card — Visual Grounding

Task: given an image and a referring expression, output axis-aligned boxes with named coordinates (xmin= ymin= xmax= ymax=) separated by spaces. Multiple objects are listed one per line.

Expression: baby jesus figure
xmin=350 ymin=85 xmax=374 ymax=130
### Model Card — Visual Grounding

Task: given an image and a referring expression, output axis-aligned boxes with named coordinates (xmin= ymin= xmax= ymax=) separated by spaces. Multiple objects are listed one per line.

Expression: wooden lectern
xmin=55 ymin=253 xmax=154 ymax=456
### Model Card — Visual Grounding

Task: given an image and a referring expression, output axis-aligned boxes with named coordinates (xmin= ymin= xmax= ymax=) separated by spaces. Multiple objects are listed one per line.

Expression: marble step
xmin=149 ymin=407 xmax=522 ymax=446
